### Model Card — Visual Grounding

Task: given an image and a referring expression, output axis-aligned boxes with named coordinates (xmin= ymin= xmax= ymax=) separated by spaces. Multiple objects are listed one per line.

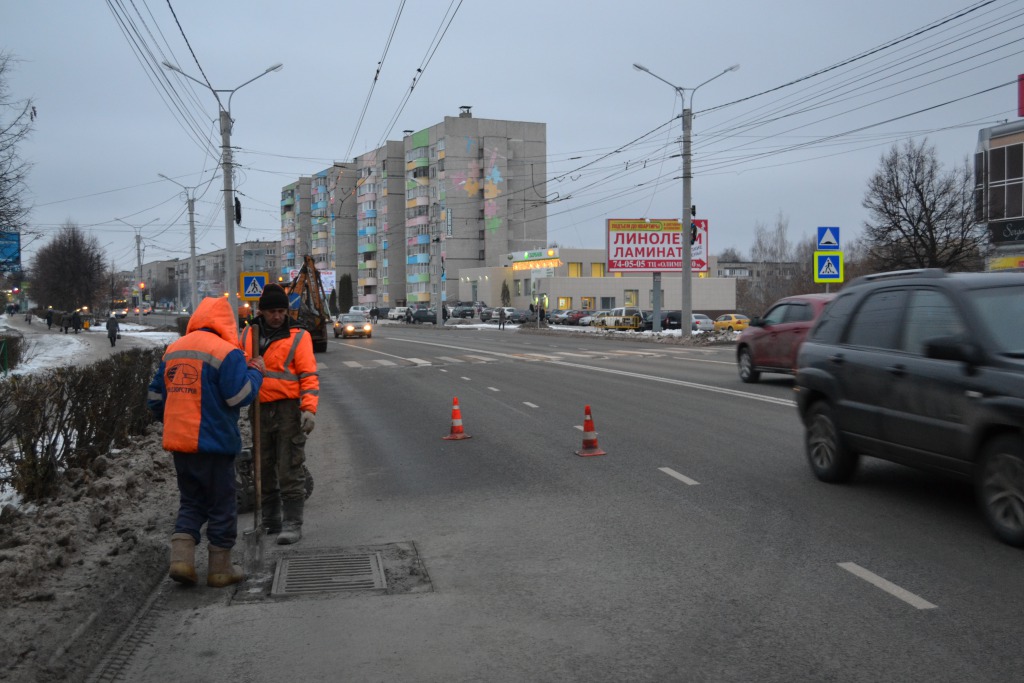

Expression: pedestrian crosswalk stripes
xmin=328 ymin=347 xmax=706 ymax=369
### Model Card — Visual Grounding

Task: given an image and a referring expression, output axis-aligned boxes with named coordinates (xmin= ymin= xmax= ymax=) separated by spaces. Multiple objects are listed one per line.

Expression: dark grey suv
xmin=794 ymin=269 xmax=1024 ymax=546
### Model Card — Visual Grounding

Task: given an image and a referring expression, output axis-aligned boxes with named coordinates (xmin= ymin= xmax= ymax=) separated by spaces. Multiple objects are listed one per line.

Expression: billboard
xmin=606 ymin=219 xmax=708 ymax=273
xmin=0 ymin=230 xmax=20 ymax=272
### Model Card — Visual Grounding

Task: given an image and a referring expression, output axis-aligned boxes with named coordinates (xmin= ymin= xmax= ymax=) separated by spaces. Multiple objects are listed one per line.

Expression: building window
xmin=600 ymin=297 xmax=616 ymax=309
xmin=568 ymin=262 xmax=583 ymax=278
xmin=515 ymin=279 xmax=522 ymax=296
xmin=557 ymin=297 xmax=571 ymax=310
xmin=580 ymin=297 xmax=595 ymax=311
xmin=591 ymin=263 xmax=605 ymax=278
xmin=648 ymin=289 xmax=665 ymax=305
xmin=624 ymin=289 xmax=638 ymax=307
xmin=988 ymin=143 xmax=1024 ymax=220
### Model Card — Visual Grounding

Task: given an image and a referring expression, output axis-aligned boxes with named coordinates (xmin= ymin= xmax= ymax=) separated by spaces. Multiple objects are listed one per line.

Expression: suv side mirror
xmin=925 ymin=335 xmax=983 ymax=366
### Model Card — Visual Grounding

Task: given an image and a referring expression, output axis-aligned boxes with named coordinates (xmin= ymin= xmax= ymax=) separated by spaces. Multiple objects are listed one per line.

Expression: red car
xmin=736 ymin=293 xmax=835 ymax=383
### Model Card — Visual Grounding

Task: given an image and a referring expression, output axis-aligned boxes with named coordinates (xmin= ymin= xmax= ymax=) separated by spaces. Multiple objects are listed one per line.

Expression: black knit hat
xmin=259 ymin=283 xmax=289 ymax=311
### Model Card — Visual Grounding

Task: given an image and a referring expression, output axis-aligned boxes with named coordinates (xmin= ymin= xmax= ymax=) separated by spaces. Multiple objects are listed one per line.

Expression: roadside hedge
xmin=0 ymin=348 xmax=162 ymax=502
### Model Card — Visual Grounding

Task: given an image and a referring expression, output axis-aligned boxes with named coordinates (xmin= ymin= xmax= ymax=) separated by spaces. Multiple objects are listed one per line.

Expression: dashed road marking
xmin=488 ymin=387 xmax=500 ymax=392
xmin=838 ymin=562 xmax=937 ymax=610
xmin=343 ymin=361 xmax=361 ymax=368
xmin=374 ymin=360 xmax=396 ymax=366
xmin=407 ymin=358 xmax=431 ymax=365
xmin=437 ymin=356 xmax=464 ymax=363
xmin=658 ymin=467 xmax=700 ymax=485
xmin=523 ymin=402 xmax=539 ymax=408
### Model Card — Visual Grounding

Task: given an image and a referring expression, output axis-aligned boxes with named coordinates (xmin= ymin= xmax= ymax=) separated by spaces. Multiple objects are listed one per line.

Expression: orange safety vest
xmin=240 ymin=324 xmax=319 ymax=414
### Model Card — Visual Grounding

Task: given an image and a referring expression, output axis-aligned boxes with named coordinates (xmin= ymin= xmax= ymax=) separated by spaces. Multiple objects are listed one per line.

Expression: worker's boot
xmin=277 ymin=500 xmax=303 ymax=545
xmin=262 ymin=499 xmax=282 ymax=535
xmin=206 ymin=545 xmax=244 ymax=587
xmin=168 ymin=533 xmax=197 ymax=586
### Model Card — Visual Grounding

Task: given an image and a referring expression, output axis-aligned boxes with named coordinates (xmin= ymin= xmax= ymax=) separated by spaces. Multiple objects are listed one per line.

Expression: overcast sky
xmin=4 ymin=0 xmax=1020 ymax=272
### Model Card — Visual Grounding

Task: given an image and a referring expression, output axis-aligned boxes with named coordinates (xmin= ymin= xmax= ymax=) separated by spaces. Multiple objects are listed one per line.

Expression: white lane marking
xmin=574 ymin=425 xmax=584 ymax=431
xmin=439 ymin=369 xmax=448 ymax=373
xmin=330 ymin=340 xmax=419 ymax=363
xmin=437 ymin=356 xmax=464 ymax=363
xmin=548 ymin=360 xmax=795 ymax=407
xmin=465 ymin=355 xmax=496 ymax=362
xmin=407 ymin=358 xmax=432 ymax=365
xmin=613 ymin=350 xmax=659 ymax=356
xmin=838 ymin=562 xmax=937 ymax=610
xmin=523 ymin=402 xmax=539 ymax=408
xmin=343 ymin=361 xmax=362 ymax=368
xmin=488 ymin=387 xmax=500 ymax=392
xmin=556 ymin=351 xmax=598 ymax=358
xmin=658 ymin=467 xmax=700 ymax=485
xmin=461 ymin=376 xmax=471 ymax=381
xmin=374 ymin=360 xmax=396 ymax=366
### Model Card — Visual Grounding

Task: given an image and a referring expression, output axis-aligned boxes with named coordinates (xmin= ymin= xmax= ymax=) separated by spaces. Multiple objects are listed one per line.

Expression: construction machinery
xmin=285 ymin=255 xmax=330 ymax=352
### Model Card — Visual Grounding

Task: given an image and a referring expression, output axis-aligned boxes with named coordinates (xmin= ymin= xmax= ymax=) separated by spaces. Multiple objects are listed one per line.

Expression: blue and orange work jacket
xmin=148 ymin=297 xmax=262 ymax=454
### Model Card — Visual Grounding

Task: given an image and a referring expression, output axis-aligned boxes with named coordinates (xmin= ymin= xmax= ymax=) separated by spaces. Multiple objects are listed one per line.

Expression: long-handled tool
xmin=242 ymin=326 xmax=264 ymax=576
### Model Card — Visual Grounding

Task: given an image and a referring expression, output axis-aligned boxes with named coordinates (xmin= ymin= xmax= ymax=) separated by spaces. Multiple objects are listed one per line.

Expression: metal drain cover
xmin=271 ymin=552 xmax=386 ymax=596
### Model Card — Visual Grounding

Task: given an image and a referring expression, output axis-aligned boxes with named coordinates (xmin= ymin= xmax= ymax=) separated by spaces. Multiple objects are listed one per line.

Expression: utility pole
xmin=219 ymin=109 xmax=238 ymax=315
xmin=158 ymin=173 xmax=201 ymax=312
xmin=161 ymin=61 xmax=283 ymax=318
xmin=135 ymin=232 xmax=143 ymax=324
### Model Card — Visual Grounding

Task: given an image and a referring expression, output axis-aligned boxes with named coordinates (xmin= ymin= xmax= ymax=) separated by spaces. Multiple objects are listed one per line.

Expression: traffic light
xmin=690 ymin=205 xmax=697 ymax=217
xmin=139 ymin=281 xmax=146 ymax=290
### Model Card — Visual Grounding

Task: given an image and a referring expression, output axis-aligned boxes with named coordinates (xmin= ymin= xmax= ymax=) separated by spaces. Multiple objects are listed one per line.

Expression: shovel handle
xmin=251 ymin=326 xmax=262 ymax=530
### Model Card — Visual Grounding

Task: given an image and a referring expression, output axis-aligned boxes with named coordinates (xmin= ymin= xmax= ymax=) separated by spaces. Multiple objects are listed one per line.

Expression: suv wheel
xmin=738 ymin=347 xmax=760 ymax=383
xmin=805 ymin=401 xmax=858 ymax=483
xmin=977 ymin=435 xmax=1024 ymax=547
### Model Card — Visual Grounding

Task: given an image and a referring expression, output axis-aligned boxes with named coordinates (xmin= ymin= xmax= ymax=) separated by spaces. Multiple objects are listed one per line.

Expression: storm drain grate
xmin=271 ymin=552 xmax=386 ymax=596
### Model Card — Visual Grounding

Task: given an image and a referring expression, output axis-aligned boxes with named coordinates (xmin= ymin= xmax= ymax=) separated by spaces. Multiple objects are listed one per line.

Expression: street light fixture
xmin=160 ymin=61 xmax=283 ymax=315
xmin=633 ymin=62 xmax=739 ymax=335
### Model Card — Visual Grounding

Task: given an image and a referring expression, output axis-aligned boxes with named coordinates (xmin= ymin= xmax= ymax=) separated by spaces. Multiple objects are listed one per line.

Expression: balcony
xmin=358 ymin=277 xmax=378 ymax=287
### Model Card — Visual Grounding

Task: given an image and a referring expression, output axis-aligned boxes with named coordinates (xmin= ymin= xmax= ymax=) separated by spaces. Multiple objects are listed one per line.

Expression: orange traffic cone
xmin=575 ymin=405 xmax=606 ymax=456
xmin=442 ymin=396 xmax=472 ymax=440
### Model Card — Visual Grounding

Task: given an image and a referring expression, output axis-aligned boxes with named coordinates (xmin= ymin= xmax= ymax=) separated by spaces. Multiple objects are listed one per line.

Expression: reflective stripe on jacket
xmin=147 ymin=297 xmax=262 ymax=454
xmin=240 ymin=322 xmax=319 ymax=414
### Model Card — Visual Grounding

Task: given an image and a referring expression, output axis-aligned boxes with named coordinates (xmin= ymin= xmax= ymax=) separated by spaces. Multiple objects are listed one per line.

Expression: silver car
xmin=691 ymin=314 xmax=715 ymax=332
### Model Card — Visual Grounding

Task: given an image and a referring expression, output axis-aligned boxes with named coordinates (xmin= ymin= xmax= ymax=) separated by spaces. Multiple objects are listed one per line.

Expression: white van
xmin=349 ymin=305 xmax=370 ymax=315
xmin=388 ymin=306 xmax=409 ymax=320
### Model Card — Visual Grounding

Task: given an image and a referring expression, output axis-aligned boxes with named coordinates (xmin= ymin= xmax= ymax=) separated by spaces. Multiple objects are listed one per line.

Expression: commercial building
xmin=457 ymin=248 xmax=735 ymax=314
xmin=975 ymin=119 xmax=1024 ymax=270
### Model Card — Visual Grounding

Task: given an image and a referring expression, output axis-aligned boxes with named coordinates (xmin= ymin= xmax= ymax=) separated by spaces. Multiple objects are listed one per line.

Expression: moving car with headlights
xmin=794 ymin=269 xmax=1024 ymax=547
xmin=334 ymin=313 xmax=373 ymax=338
xmin=736 ymin=293 xmax=835 ymax=383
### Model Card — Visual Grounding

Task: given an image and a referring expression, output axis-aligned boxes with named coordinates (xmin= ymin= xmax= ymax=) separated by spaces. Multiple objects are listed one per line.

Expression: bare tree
xmin=862 ymin=138 xmax=986 ymax=272
xmin=718 ymin=246 xmax=745 ymax=262
xmin=735 ymin=213 xmax=846 ymax=314
xmin=0 ymin=52 xmax=34 ymax=233
xmin=29 ymin=222 xmax=107 ymax=311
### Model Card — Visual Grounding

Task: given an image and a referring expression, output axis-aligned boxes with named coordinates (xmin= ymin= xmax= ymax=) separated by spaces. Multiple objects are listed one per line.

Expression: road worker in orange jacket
xmin=148 ymin=296 xmax=264 ymax=587
xmin=240 ymin=283 xmax=319 ymax=545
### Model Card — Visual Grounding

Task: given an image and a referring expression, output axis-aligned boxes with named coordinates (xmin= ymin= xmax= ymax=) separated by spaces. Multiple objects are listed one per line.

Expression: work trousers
xmin=172 ymin=451 xmax=238 ymax=548
xmin=257 ymin=398 xmax=307 ymax=509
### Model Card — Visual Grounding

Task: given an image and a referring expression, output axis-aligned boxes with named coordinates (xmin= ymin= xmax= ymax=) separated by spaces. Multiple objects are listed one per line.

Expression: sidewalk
xmin=0 ymin=312 xmax=180 ymax=374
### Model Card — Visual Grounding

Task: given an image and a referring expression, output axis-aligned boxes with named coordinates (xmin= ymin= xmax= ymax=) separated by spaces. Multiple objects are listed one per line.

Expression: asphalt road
xmin=113 ymin=322 xmax=1024 ymax=682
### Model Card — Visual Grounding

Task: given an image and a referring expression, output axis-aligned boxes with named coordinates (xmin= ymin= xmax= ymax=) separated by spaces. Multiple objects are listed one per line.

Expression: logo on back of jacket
xmin=167 ymin=364 xmax=199 ymax=393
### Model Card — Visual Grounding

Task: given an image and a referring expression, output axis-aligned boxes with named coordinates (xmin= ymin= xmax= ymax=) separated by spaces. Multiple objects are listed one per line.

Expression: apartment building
xmin=404 ymin=107 xmax=547 ymax=305
xmin=280 ymin=177 xmax=312 ymax=275
xmin=353 ymin=141 xmax=405 ymax=307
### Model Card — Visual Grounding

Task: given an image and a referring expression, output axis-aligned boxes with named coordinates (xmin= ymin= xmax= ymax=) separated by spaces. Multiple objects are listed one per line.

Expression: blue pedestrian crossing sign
xmin=817 ymin=226 xmax=840 ymax=250
xmin=240 ymin=272 xmax=269 ymax=301
xmin=813 ymin=251 xmax=844 ymax=283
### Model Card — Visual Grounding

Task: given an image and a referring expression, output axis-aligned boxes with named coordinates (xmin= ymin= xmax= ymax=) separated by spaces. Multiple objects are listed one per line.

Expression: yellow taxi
xmin=714 ymin=313 xmax=750 ymax=332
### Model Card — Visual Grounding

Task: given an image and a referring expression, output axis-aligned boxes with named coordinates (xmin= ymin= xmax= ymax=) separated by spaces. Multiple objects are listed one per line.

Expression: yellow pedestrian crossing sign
xmin=240 ymin=272 xmax=269 ymax=301
xmin=813 ymin=252 xmax=844 ymax=283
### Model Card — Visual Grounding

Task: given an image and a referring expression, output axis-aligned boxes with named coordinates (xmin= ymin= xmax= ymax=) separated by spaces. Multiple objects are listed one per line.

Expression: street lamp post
xmin=114 ymin=216 xmax=159 ymax=324
xmin=157 ymin=173 xmax=207 ymax=313
xmin=633 ymin=62 xmax=739 ymax=336
xmin=161 ymin=61 xmax=283 ymax=316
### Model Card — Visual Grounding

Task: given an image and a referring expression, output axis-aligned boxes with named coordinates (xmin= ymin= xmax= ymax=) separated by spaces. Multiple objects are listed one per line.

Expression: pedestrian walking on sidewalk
xmin=148 ymin=297 xmax=264 ymax=587
xmin=240 ymin=283 xmax=319 ymax=545
xmin=45 ymin=309 xmax=53 ymax=329
xmin=71 ymin=310 xmax=81 ymax=334
xmin=106 ymin=314 xmax=120 ymax=347
xmin=498 ymin=307 xmax=507 ymax=330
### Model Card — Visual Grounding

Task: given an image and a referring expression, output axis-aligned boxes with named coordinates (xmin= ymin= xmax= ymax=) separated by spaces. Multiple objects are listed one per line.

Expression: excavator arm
xmin=284 ymin=255 xmax=330 ymax=353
